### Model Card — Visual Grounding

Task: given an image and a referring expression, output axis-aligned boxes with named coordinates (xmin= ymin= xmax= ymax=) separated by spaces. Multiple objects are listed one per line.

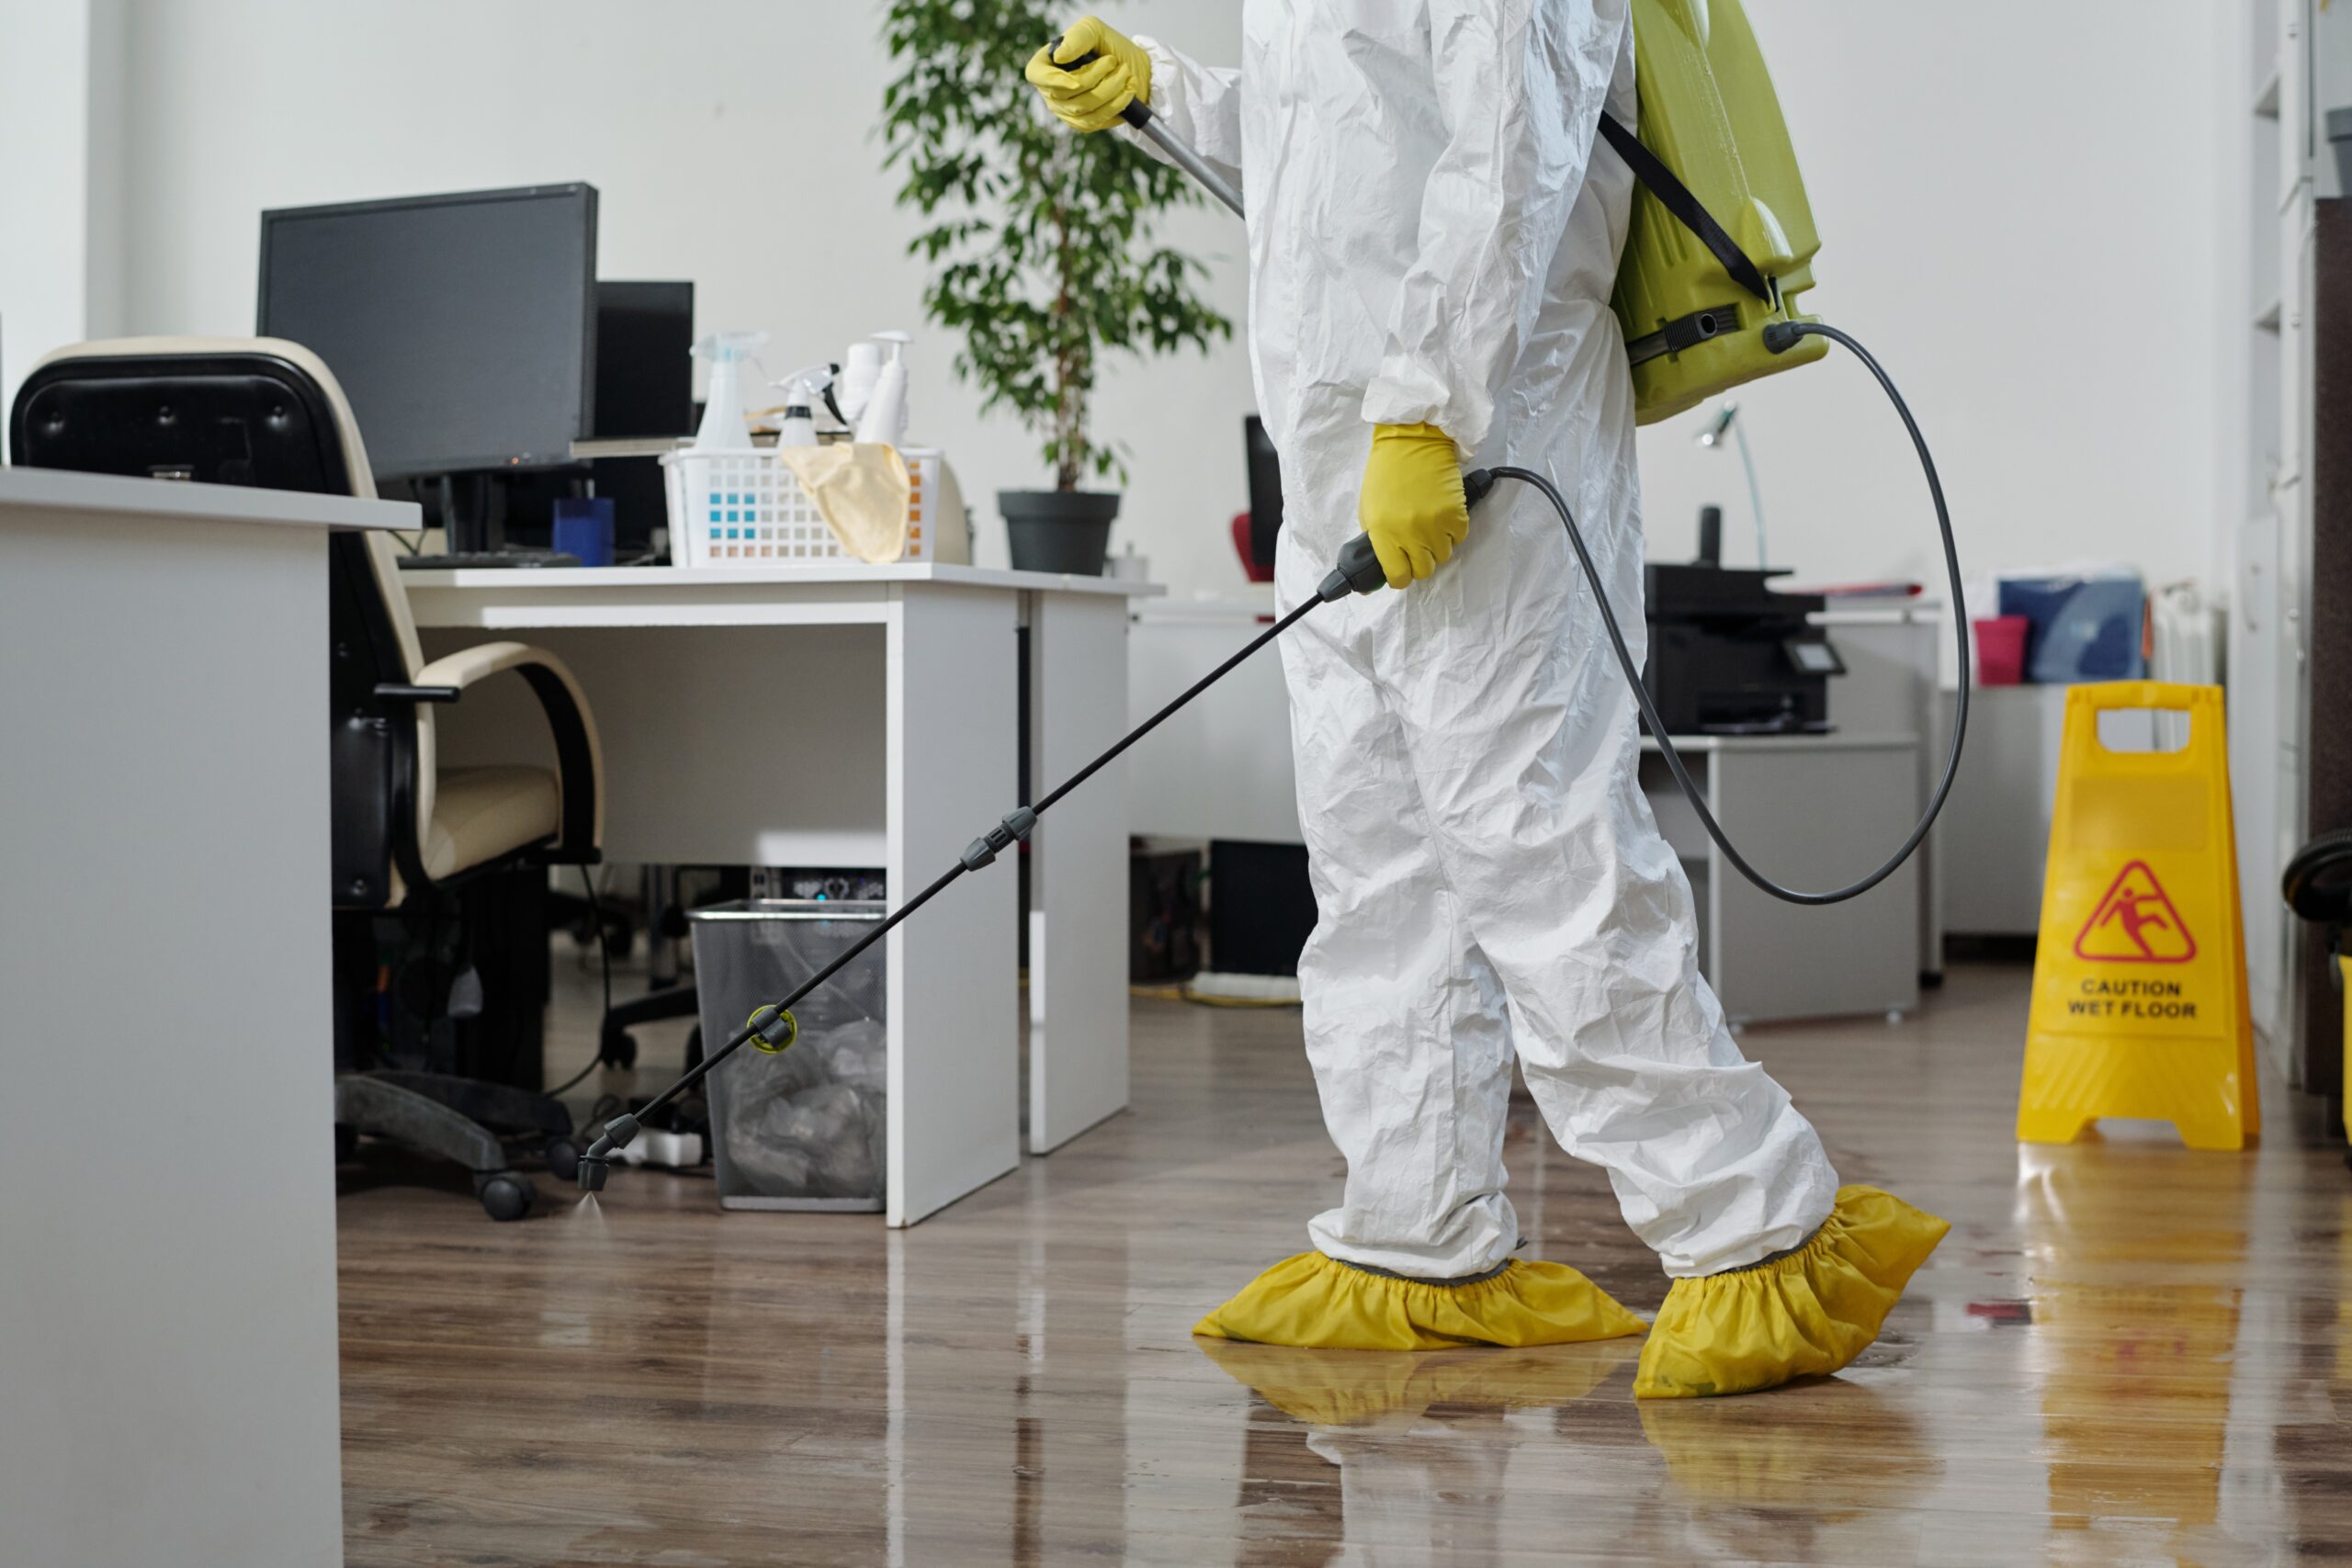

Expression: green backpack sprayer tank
xmin=1610 ymin=0 xmax=1828 ymax=423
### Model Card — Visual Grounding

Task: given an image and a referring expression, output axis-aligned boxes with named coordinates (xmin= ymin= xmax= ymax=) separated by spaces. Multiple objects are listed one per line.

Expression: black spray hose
xmin=1047 ymin=50 xmax=1971 ymax=901
xmin=1470 ymin=320 xmax=1968 ymax=906
xmin=583 ymin=84 xmax=1967 ymax=1190
xmin=580 ymin=323 xmax=1962 ymax=1189
xmin=578 ymin=560 xmax=1373 ymax=1191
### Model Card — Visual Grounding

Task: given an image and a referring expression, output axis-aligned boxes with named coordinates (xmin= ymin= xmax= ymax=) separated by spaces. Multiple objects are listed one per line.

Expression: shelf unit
xmin=2232 ymin=0 xmax=2351 ymax=1090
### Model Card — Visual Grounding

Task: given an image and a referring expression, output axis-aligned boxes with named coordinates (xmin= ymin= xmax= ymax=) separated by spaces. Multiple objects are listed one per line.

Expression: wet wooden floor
xmin=336 ymin=959 xmax=2352 ymax=1564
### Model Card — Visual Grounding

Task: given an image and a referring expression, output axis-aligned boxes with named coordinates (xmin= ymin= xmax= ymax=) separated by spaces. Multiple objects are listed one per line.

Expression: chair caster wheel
xmin=542 ymin=1137 xmax=580 ymax=1181
xmin=475 ymin=1171 xmax=537 ymax=1222
xmin=599 ymin=1023 xmax=639 ymax=1070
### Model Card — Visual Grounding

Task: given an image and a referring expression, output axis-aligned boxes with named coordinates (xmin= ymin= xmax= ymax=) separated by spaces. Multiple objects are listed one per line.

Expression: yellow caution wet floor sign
xmin=2018 ymin=682 xmax=2257 ymax=1150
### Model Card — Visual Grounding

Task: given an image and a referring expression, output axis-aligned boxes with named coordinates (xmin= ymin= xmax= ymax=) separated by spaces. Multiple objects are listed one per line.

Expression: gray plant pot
xmin=1001 ymin=489 xmax=1121 ymax=576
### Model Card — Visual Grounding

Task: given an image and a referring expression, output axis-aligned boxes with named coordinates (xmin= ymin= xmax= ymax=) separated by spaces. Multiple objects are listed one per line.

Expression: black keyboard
xmin=397 ymin=548 xmax=582 ymax=570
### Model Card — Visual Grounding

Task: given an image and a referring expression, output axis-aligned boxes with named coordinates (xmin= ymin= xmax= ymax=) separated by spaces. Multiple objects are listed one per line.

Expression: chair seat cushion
xmin=422 ymin=766 xmax=560 ymax=882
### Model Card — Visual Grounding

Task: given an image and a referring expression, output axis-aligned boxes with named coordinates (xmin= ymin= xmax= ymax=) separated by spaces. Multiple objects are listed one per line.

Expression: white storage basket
xmin=662 ymin=446 xmax=944 ymax=568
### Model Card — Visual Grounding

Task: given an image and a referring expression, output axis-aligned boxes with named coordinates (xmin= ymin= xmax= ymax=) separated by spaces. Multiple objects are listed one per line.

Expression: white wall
xmin=1634 ymin=0 xmax=2237 ymax=602
xmin=111 ymin=0 xmax=1250 ymax=587
xmin=90 ymin=1 xmax=2236 ymax=602
xmin=0 ymin=0 xmax=127 ymax=444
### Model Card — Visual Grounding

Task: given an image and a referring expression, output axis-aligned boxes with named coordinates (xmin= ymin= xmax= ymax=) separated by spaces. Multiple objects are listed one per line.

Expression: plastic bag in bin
xmin=688 ymin=899 xmax=889 ymax=1210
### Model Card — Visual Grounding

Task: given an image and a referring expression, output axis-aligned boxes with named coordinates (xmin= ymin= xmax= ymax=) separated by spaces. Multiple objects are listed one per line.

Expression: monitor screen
xmin=594 ymin=281 xmax=693 ymax=439
xmin=257 ymin=184 xmax=598 ymax=479
xmin=1245 ymin=414 xmax=1283 ymax=570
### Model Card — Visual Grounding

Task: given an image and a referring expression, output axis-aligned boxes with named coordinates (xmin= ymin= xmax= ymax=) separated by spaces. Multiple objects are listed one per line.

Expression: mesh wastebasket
xmin=687 ymin=899 xmax=887 ymax=1212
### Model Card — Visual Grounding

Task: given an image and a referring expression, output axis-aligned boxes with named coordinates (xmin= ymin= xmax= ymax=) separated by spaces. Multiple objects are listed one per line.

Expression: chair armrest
xmin=410 ymin=641 xmax=605 ymax=859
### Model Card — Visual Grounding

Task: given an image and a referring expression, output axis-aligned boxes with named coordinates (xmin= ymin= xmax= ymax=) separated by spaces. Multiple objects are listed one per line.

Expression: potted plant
xmin=882 ymin=0 xmax=1231 ymax=574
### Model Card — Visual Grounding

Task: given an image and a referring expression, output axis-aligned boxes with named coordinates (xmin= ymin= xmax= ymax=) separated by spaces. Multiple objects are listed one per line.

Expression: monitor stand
xmin=437 ymin=472 xmax=512 ymax=555
xmin=383 ymin=472 xmax=597 ymax=570
xmin=389 ymin=470 xmax=589 ymax=570
xmin=432 ymin=468 xmax=594 ymax=552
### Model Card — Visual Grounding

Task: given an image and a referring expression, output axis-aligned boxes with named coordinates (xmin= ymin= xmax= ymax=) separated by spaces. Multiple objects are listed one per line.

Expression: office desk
xmin=0 ymin=468 xmax=414 ymax=1568
xmin=1817 ymin=600 xmax=1947 ymax=981
xmin=401 ymin=563 xmax=1157 ymax=1224
xmin=1130 ymin=596 xmax=1928 ymax=1023
xmin=1640 ymin=731 xmax=1923 ymax=1024
xmin=1128 ymin=594 xmax=1301 ymax=844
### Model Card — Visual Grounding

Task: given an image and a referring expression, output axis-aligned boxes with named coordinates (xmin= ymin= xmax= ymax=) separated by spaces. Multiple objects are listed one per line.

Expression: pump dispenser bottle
xmin=853 ymin=331 xmax=911 ymax=447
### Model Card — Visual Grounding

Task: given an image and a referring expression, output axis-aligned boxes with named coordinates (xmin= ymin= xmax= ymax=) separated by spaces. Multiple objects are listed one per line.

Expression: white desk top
xmin=0 ymin=466 xmax=418 ymax=532
xmin=1642 ymin=730 xmax=1920 ymax=753
xmin=1812 ymin=601 xmax=1946 ymax=627
xmin=398 ymin=561 xmax=1163 ymax=596
xmin=401 ymin=559 xmax=1162 ymax=631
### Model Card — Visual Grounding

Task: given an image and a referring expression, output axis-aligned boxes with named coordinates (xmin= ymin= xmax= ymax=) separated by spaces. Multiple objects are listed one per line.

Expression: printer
xmin=1643 ymin=508 xmax=1842 ymax=735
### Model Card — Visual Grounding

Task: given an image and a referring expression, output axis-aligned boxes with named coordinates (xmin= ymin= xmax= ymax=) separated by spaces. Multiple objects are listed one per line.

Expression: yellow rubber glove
xmin=1359 ymin=423 xmax=1470 ymax=589
xmin=1024 ymin=16 xmax=1152 ymax=133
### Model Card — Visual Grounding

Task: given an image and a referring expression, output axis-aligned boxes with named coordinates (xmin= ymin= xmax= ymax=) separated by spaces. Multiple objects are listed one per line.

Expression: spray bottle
xmin=853 ymin=331 xmax=912 ymax=447
xmin=773 ymin=364 xmax=836 ymax=448
xmin=691 ymin=331 xmax=768 ymax=451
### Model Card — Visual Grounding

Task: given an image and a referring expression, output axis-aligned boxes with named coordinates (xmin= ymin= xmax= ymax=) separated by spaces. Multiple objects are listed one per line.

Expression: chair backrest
xmin=8 ymin=337 xmax=442 ymax=905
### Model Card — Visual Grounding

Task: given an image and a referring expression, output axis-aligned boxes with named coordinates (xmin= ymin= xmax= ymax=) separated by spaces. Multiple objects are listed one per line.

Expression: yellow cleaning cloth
xmin=1193 ymin=1252 xmax=1645 ymax=1351
xmin=778 ymin=443 xmax=911 ymax=564
xmin=1199 ymin=1337 xmax=1639 ymax=1427
xmin=1633 ymin=1183 xmax=1949 ymax=1400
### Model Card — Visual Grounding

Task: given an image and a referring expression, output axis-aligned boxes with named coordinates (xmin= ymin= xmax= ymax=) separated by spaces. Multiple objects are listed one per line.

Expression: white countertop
xmin=397 ymin=560 xmax=1166 ymax=596
xmin=0 ymin=466 xmax=418 ymax=532
xmin=1641 ymin=729 xmax=1921 ymax=752
xmin=1812 ymin=600 xmax=1947 ymax=626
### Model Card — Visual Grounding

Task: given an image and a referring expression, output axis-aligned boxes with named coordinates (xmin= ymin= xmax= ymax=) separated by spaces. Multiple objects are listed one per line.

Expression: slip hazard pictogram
xmin=2073 ymin=860 xmax=2196 ymax=964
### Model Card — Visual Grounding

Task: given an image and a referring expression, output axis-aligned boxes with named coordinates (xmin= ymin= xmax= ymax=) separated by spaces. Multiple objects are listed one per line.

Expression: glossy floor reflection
xmin=338 ymin=961 xmax=2352 ymax=1564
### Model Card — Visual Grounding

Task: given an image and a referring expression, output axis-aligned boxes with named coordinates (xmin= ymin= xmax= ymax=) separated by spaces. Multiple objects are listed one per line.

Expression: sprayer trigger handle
xmin=1317 ymin=471 xmax=1499 ymax=601
xmin=1318 ymin=534 xmax=1388 ymax=601
xmin=1045 ymin=37 xmax=1154 ymax=128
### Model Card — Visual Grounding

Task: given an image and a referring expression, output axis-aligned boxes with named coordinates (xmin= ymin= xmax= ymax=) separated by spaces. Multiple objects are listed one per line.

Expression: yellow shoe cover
xmin=1633 ymin=1184 xmax=1949 ymax=1399
xmin=1193 ymin=1252 xmax=1645 ymax=1351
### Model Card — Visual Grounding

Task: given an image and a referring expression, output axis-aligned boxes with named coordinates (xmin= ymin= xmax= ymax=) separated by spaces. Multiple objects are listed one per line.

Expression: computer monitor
xmin=591 ymin=281 xmax=694 ymax=558
xmin=1245 ymin=414 xmax=1283 ymax=572
xmin=257 ymin=183 xmax=599 ymax=493
xmin=594 ymin=281 xmax=693 ymax=440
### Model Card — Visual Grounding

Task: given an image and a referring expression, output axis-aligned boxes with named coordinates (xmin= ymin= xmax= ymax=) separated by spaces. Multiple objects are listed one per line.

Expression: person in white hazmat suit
xmin=1027 ymin=5 xmax=1946 ymax=1398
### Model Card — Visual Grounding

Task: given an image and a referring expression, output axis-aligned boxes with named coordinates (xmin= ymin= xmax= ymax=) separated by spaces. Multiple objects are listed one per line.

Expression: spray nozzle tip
xmin=577 ymin=1113 xmax=639 ymax=1192
xmin=694 ymin=330 xmax=770 ymax=363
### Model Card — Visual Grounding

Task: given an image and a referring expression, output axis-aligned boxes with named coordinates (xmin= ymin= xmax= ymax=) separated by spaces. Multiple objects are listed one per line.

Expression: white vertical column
xmin=0 ymin=0 xmax=126 ymax=432
xmin=885 ymin=582 xmax=1020 ymax=1224
xmin=0 ymin=502 xmax=346 ymax=1566
xmin=1025 ymin=590 xmax=1132 ymax=1151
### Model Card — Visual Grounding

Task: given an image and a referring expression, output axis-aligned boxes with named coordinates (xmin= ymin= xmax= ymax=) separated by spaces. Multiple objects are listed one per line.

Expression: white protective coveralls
xmin=1135 ymin=1 xmax=1840 ymax=1280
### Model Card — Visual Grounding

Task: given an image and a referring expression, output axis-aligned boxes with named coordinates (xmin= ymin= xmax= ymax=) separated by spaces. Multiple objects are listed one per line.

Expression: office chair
xmin=10 ymin=338 xmax=605 ymax=1219
xmin=597 ymin=863 xmax=705 ymax=1072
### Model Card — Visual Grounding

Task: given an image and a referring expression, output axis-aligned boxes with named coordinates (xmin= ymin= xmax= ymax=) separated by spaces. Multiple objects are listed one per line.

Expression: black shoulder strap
xmin=1596 ymin=111 xmax=1773 ymax=305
